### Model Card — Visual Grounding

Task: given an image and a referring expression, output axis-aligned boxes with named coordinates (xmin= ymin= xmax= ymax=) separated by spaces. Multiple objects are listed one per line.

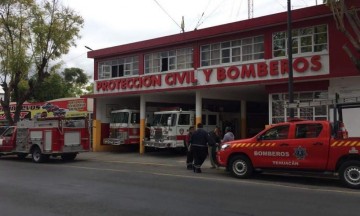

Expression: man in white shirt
xmin=222 ymin=126 xmax=234 ymax=143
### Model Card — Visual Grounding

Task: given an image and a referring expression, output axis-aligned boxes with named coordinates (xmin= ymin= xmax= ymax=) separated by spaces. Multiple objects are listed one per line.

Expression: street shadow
xmin=0 ymin=155 xmax=86 ymax=164
xmin=215 ymin=170 xmax=350 ymax=190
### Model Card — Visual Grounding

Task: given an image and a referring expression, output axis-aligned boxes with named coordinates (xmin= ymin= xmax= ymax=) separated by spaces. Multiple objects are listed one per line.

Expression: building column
xmin=92 ymin=119 xmax=101 ymax=152
xmin=139 ymin=95 xmax=146 ymax=154
xmin=195 ymin=91 xmax=202 ymax=127
xmin=240 ymin=100 xmax=247 ymax=138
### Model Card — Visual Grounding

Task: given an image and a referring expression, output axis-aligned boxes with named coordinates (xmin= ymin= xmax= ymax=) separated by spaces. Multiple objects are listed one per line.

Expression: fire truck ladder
xmin=285 ymin=95 xmax=360 ymax=137
xmin=285 ymin=96 xmax=360 ymax=109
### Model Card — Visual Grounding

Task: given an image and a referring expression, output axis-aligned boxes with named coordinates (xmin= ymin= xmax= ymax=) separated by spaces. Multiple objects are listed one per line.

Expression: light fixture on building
xmin=85 ymin=46 xmax=93 ymax=51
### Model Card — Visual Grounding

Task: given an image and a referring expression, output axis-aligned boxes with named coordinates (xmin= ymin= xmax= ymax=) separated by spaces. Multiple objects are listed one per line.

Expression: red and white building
xmin=86 ymin=1 xmax=360 ymax=152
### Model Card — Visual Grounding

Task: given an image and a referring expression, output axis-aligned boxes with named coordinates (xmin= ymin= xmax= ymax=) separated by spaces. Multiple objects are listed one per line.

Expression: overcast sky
xmin=60 ymin=0 xmax=320 ymax=81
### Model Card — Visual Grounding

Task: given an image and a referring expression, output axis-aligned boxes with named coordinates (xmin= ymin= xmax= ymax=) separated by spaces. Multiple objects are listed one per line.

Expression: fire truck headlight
xmin=220 ymin=143 xmax=230 ymax=151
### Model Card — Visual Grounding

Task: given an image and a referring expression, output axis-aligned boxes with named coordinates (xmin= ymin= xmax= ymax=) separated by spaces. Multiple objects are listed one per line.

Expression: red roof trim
xmin=88 ymin=4 xmax=340 ymax=59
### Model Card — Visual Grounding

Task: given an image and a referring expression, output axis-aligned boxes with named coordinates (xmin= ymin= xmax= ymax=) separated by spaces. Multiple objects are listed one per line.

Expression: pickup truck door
xmin=282 ymin=123 xmax=329 ymax=170
xmin=254 ymin=124 xmax=292 ymax=168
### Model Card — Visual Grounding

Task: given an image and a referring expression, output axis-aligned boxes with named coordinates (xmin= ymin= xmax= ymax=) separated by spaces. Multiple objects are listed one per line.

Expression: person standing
xmin=185 ymin=126 xmax=195 ymax=170
xmin=190 ymin=123 xmax=215 ymax=173
xmin=222 ymin=126 xmax=235 ymax=143
xmin=208 ymin=126 xmax=221 ymax=168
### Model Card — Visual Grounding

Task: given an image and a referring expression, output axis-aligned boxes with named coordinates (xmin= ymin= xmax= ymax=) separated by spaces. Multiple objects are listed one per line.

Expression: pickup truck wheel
xmin=32 ymin=147 xmax=45 ymax=163
xmin=339 ymin=161 xmax=360 ymax=189
xmin=229 ymin=155 xmax=253 ymax=179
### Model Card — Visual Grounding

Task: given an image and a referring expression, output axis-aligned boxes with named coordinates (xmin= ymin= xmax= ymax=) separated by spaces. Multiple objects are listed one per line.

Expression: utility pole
xmin=287 ymin=0 xmax=294 ymax=119
xmin=248 ymin=0 xmax=254 ymax=19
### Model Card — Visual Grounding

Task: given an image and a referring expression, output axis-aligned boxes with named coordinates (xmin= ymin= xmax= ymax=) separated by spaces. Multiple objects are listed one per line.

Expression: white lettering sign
xmin=254 ymin=151 xmax=290 ymax=157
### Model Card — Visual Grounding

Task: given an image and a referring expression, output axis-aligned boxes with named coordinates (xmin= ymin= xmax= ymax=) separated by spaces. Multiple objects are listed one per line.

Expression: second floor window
xmin=144 ymin=47 xmax=193 ymax=74
xmin=98 ymin=56 xmax=139 ymax=80
xmin=270 ymin=91 xmax=329 ymax=124
xmin=200 ymin=36 xmax=264 ymax=67
xmin=273 ymin=24 xmax=328 ymax=57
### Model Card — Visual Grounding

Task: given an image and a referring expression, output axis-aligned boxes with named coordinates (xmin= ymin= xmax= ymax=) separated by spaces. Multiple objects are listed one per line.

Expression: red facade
xmin=88 ymin=1 xmax=360 ymax=90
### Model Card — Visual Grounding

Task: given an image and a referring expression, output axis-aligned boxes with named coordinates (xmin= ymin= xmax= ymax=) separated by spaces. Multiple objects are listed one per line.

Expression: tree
xmin=31 ymin=73 xmax=67 ymax=101
xmin=23 ymin=67 xmax=91 ymax=101
xmin=325 ymin=0 xmax=360 ymax=70
xmin=28 ymin=67 xmax=90 ymax=101
xmin=84 ymin=83 xmax=94 ymax=95
xmin=0 ymin=0 xmax=84 ymax=125
xmin=62 ymin=67 xmax=90 ymax=97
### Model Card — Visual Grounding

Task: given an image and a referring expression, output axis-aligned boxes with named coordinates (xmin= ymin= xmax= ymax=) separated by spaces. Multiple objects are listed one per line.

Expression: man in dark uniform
xmin=190 ymin=123 xmax=215 ymax=173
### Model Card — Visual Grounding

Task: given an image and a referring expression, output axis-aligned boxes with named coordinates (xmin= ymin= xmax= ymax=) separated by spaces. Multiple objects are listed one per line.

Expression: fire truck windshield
xmin=153 ymin=113 xmax=177 ymax=126
xmin=110 ymin=112 xmax=129 ymax=124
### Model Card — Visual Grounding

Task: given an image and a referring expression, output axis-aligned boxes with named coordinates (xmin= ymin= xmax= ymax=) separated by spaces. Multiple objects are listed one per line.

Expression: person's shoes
xmin=194 ymin=168 xmax=202 ymax=173
xmin=186 ymin=164 xmax=193 ymax=170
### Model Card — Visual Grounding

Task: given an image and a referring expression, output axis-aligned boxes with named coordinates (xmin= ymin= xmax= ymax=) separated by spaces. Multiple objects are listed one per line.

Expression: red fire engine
xmin=103 ymin=109 xmax=141 ymax=145
xmin=144 ymin=109 xmax=219 ymax=149
xmin=0 ymin=116 xmax=90 ymax=163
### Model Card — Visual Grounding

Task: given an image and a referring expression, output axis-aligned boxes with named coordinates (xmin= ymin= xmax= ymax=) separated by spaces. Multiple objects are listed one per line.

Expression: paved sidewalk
xmin=79 ymin=151 xmax=186 ymax=165
xmin=78 ymin=150 xmax=215 ymax=168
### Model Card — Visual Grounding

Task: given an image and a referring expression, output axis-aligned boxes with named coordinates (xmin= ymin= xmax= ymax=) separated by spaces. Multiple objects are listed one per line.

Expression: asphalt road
xmin=0 ymin=151 xmax=359 ymax=216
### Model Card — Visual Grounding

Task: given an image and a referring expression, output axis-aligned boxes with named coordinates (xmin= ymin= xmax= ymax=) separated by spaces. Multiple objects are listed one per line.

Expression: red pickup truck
xmin=217 ymin=119 xmax=360 ymax=189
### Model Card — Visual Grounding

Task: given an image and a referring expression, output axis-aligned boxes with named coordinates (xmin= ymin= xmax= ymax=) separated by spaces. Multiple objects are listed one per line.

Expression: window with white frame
xmin=200 ymin=36 xmax=264 ymax=67
xmin=98 ymin=56 xmax=139 ymax=80
xmin=144 ymin=47 xmax=193 ymax=74
xmin=270 ymin=91 xmax=329 ymax=124
xmin=273 ymin=24 xmax=328 ymax=58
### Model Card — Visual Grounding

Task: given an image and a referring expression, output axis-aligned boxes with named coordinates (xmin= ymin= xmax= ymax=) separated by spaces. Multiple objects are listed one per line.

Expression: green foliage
xmin=31 ymin=73 xmax=67 ymax=102
xmin=85 ymin=83 xmax=94 ymax=94
xmin=62 ymin=67 xmax=90 ymax=97
xmin=29 ymin=67 xmax=91 ymax=101
xmin=0 ymin=0 xmax=84 ymax=124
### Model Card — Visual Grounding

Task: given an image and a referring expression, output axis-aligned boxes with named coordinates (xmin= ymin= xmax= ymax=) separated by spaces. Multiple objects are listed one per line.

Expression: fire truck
xmin=144 ymin=109 xmax=219 ymax=149
xmin=103 ymin=109 xmax=141 ymax=145
xmin=217 ymin=96 xmax=360 ymax=189
xmin=0 ymin=116 xmax=90 ymax=163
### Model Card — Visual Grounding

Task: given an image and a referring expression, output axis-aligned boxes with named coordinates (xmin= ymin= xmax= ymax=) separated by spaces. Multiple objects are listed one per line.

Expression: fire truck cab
xmin=103 ymin=109 xmax=141 ymax=145
xmin=144 ymin=109 xmax=219 ymax=149
xmin=0 ymin=117 xmax=90 ymax=163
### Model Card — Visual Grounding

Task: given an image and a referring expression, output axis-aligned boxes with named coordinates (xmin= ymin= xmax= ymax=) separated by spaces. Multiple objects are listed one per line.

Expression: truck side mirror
xmin=257 ymin=135 xmax=264 ymax=141
xmin=167 ymin=117 xmax=172 ymax=126
xmin=131 ymin=113 xmax=138 ymax=124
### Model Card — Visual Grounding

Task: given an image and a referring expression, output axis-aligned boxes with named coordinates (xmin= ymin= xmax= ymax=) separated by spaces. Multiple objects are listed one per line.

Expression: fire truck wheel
xmin=31 ymin=147 xmax=45 ymax=163
xmin=229 ymin=155 xmax=253 ymax=179
xmin=61 ymin=153 xmax=77 ymax=161
xmin=339 ymin=160 xmax=360 ymax=189
xmin=17 ymin=153 xmax=28 ymax=160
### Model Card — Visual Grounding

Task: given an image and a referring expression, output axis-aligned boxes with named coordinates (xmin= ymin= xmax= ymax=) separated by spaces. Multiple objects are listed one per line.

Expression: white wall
xmin=329 ymin=77 xmax=360 ymax=137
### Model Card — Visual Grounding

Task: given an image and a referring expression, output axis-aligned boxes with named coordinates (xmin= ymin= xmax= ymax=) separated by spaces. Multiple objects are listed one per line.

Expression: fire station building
xmin=87 ymin=1 xmax=360 ymax=152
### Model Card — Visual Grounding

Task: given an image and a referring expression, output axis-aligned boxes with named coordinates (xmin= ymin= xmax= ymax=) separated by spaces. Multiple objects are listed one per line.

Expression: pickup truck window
xmin=295 ymin=123 xmax=323 ymax=139
xmin=261 ymin=125 xmax=289 ymax=140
